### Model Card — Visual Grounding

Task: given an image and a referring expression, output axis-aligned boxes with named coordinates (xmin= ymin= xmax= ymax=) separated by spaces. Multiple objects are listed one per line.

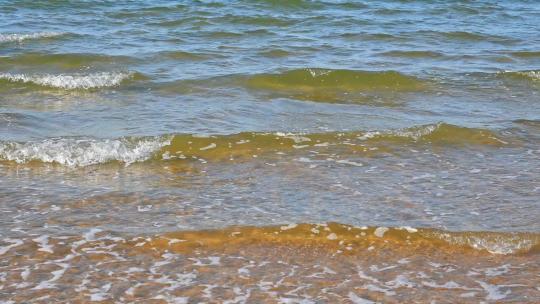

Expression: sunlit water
xmin=1 ymin=1 xmax=539 ymax=303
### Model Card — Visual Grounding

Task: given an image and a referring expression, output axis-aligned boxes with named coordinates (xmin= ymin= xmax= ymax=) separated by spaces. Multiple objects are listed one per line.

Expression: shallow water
xmin=1 ymin=1 xmax=539 ymax=303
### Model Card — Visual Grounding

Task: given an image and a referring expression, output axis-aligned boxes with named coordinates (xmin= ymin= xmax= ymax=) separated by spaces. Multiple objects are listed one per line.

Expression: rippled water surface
xmin=1 ymin=1 xmax=539 ymax=303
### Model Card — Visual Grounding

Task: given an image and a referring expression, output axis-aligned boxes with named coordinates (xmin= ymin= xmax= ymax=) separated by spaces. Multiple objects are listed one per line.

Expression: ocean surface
xmin=1 ymin=1 xmax=540 ymax=302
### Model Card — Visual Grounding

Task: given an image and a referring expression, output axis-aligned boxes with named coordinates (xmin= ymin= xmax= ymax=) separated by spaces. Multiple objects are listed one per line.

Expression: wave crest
xmin=152 ymin=223 xmax=540 ymax=255
xmin=243 ymin=68 xmax=427 ymax=103
xmin=499 ymin=70 xmax=540 ymax=82
xmin=0 ymin=72 xmax=136 ymax=90
xmin=2 ymin=52 xmax=136 ymax=70
xmin=0 ymin=32 xmax=65 ymax=43
xmin=0 ymin=136 xmax=171 ymax=167
xmin=0 ymin=124 xmax=508 ymax=167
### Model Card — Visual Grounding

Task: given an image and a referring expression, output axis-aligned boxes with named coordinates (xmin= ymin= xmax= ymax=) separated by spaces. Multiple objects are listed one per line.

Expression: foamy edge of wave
xmin=357 ymin=123 xmax=440 ymax=141
xmin=0 ymin=136 xmax=172 ymax=167
xmin=433 ymin=232 xmax=536 ymax=255
xmin=0 ymin=32 xmax=65 ymax=43
xmin=0 ymin=72 xmax=134 ymax=89
xmin=501 ymin=70 xmax=540 ymax=81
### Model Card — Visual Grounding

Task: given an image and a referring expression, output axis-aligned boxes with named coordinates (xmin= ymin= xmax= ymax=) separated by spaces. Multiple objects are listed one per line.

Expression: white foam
xmin=503 ymin=70 xmax=540 ymax=81
xmin=0 ymin=71 xmax=133 ymax=89
xmin=0 ymin=32 xmax=64 ymax=43
xmin=326 ymin=233 xmax=338 ymax=240
xmin=476 ymin=280 xmax=510 ymax=300
xmin=199 ymin=143 xmax=216 ymax=151
xmin=89 ymin=283 xmax=111 ymax=302
xmin=84 ymin=228 xmax=103 ymax=241
xmin=483 ymin=264 xmax=511 ymax=277
xmin=280 ymin=223 xmax=298 ymax=231
xmin=190 ymin=256 xmax=221 ymax=266
xmin=436 ymin=233 xmax=535 ymax=255
xmin=374 ymin=227 xmax=389 ymax=238
xmin=386 ymin=274 xmax=416 ymax=288
xmin=398 ymin=226 xmax=418 ymax=233
xmin=307 ymin=68 xmax=331 ymax=77
xmin=358 ymin=123 xmax=441 ymax=141
xmin=348 ymin=292 xmax=375 ymax=304
xmin=33 ymin=263 xmax=69 ymax=290
xmin=517 ymin=70 xmax=540 ymax=80
xmin=153 ymin=295 xmax=189 ymax=303
xmin=393 ymin=124 xmax=439 ymax=140
xmin=0 ymin=238 xmax=24 ymax=255
xmin=335 ymin=159 xmax=363 ymax=167
xmin=32 ymin=235 xmax=54 ymax=253
xmin=275 ymin=132 xmax=311 ymax=143
xmin=0 ymin=136 xmax=171 ymax=167
xmin=422 ymin=280 xmax=478 ymax=291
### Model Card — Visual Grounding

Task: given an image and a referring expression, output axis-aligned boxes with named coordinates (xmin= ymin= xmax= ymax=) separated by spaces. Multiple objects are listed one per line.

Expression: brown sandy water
xmin=1 ymin=224 xmax=539 ymax=303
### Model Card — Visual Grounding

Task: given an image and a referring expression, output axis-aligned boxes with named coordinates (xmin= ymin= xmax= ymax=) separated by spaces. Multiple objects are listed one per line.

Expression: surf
xmin=0 ymin=124 xmax=510 ymax=167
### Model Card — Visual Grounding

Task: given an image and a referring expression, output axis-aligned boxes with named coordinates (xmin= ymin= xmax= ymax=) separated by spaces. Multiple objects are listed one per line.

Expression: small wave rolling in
xmin=1 ymin=0 xmax=539 ymax=303
xmin=242 ymin=68 xmax=427 ymax=104
xmin=0 ymin=32 xmax=65 ymax=43
xmin=0 ymin=71 xmax=138 ymax=90
xmin=0 ymin=123 xmax=509 ymax=167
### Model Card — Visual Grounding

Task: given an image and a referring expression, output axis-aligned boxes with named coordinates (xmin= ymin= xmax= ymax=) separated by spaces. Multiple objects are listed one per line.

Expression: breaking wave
xmin=0 ymin=124 xmax=508 ymax=167
xmin=0 ymin=32 xmax=66 ymax=43
xmin=0 ymin=71 xmax=139 ymax=90
xmin=498 ymin=70 xmax=540 ymax=82
xmin=0 ymin=136 xmax=172 ymax=167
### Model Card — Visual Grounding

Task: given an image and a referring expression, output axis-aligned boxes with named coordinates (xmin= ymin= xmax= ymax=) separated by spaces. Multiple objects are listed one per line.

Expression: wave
xmin=0 ymin=32 xmax=66 ymax=43
xmin=258 ymin=48 xmax=292 ymax=58
xmin=411 ymin=30 xmax=517 ymax=45
xmin=514 ymin=119 xmax=540 ymax=127
xmin=442 ymin=31 xmax=488 ymax=41
xmin=0 ymin=124 xmax=508 ymax=167
xmin=2 ymin=224 xmax=535 ymax=263
xmin=380 ymin=50 xmax=444 ymax=58
xmin=439 ymin=31 xmax=515 ymax=44
xmin=158 ymin=123 xmax=506 ymax=161
xmin=0 ymin=71 xmax=140 ymax=90
xmin=341 ymin=32 xmax=406 ymax=42
xmin=0 ymin=136 xmax=171 ymax=167
xmin=242 ymin=68 xmax=427 ymax=103
xmin=154 ymin=50 xmax=215 ymax=61
xmin=218 ymin=14 xmax=294 ymax=27
xmin=509 ymin=51 xmax=540 ymax=58
xmin=254 ymin=0 xmax=319 ymax=9
xmin=150 ymin=223 xmax=540 ymax=255
xmin=153 ymin=68 xmax=428 ymax=104
xmin=499 ymin=70 xmax=540 ymax=82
